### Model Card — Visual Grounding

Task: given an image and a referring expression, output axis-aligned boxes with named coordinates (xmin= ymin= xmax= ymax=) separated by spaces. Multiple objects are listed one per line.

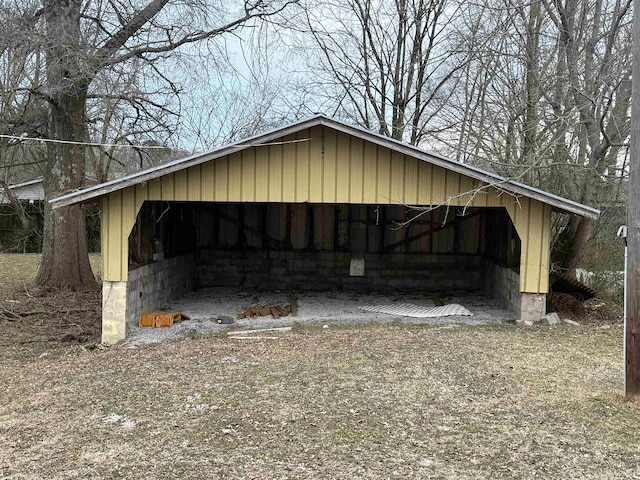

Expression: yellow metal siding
xmin=102 ymin=125 xmax=553 ymax=292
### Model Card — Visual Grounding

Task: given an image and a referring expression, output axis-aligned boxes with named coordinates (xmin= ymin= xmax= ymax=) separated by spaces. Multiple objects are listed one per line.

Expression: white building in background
xmin=0 ymin=178 xmax=44 ymax=204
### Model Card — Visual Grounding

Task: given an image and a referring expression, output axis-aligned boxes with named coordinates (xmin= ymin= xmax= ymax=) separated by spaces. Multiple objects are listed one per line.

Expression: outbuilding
xmin=51 ymin=115 xmax=599 ymax=343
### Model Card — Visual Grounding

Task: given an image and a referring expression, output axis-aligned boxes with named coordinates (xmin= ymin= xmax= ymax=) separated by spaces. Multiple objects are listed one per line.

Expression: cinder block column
xmin=102 ymin=280 xmax=128 ymax=344
xmin=520 ymin=292 xmax=546 ymax=324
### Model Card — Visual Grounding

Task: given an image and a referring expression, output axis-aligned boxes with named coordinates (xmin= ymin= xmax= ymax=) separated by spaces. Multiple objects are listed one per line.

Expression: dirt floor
xmin=126 ymin=287 xmax=518 ymax=346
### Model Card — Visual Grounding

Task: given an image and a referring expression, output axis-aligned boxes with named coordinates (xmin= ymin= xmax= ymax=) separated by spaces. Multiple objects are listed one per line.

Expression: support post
xmin=626 ymin=0 xmax=640 ymax=400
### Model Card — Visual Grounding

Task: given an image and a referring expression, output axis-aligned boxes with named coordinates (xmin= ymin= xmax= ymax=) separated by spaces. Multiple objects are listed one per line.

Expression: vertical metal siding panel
xmin=201 ymin=161 xmax=215 ymax=201
xmin=472 ymin=180 xmax=488 ymax=207
xmin=161 ymin=173 xmax=175 ymax=201
xmin=376 ymin=146 xmax=391 ymax=204
xmin=214 ymin=157 xmax=228 ymax=201
xmin=389 ymin=151 xmax=404 ymax=203
xmin=458 ymin=175 xmax=474 ymax=207
xmin=362 ymin=141 xmax=377 ymax=203
xmin=269 ymin=145 xmax=282 ymax=202
xmin=255 ymin=146 xmax=270 ymax=202
xmin=404 ymin=156 xmax=418 ymax=204
xmin=241 ymin=148 xmax=256 ymax=202
xmin=350 ymin=136 xmax=364 ymax=203
xmin=296 ymin=130 xmax=310 ymax=202
xmin=538 ymin=204 xmax=552 ymax=293
xmin=322 ymin=205 xmax=335 ymax=250
xmin=120 ymin=188 xmax=137 ymax=279
xmin=431 ymin=165 xmax=446 ymax=204
xmin=524 ymin=200 xmax=544 ymax=292
xmin=101 ymin=198 xmax=110 ymax=281
xmin=335 ymin=133 xmax=350 ymax=202
xmin=444 ymin=170 xmax=459 ymax=201
xmin=174 ymin=169 xmax=188 ymax=201
xmin=148 ymin=179 xmax=162 ymax=200
xmin=187 ymin=165 xmax=202 ymax=201
xmin=308 ymin=127 xmax=324 ymax=202
xmin=135 ymin=182 xmax=148 ymax=213
xmin=508 ymin=198 xmax=530 ymax=292
xmin=282 ymin=135 xmax=296 ymax=202
xmin=322 ymin=128 xmax=337 ymax=203
xmin=107 ymin=191 xmax=123 ymax=281
xmin=227 ymin=152 xmax=243 ymax=201
xmin=417 ymin=161 xmax=432 ymax=205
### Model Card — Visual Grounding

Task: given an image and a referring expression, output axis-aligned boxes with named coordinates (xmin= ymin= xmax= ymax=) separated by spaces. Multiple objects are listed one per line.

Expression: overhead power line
xmin=0 ymin=134 xmax=170 ymax=149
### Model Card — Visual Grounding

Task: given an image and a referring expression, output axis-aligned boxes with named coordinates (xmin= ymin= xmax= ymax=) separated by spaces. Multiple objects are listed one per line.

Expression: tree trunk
xmin=35 ymin=0 xmax=96 ymax=291
xmin=551 ymin=214 xmax=596 ymax=279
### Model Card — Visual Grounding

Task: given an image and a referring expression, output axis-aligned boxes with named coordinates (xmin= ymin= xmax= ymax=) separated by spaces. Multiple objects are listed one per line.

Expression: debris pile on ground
xmin=227 ymin=326 xmax=292 ymax=340
xmin=237 ymin=295 xmax=298 ymax=320
xmin=548 ymin=292 xmax=585 ymax=320
xmin=360 ymin=302 xmax=473 ymax=318
xmin=138 ymin=311 xmax=189 ymax=328
xmin=0 ymin=286 xmax=101 ymax=347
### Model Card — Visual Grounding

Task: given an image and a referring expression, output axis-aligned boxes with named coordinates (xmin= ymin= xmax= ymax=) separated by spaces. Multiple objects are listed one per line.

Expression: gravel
xmin=125 ymin=287 xmax=517 ymax=346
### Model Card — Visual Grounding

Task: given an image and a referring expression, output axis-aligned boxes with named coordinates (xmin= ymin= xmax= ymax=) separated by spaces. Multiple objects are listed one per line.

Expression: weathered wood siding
xmin=101 ymin=125 xmax=552 ymax=293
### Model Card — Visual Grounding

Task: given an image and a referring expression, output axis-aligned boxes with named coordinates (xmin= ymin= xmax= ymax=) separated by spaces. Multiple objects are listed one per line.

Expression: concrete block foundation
xmin=520 ymin=292 xmax=547 ymax=324
xmin=102 ymin=281 xmax=128 ymax=344
xmin=101 ymin=253 xmax=196 ymax=344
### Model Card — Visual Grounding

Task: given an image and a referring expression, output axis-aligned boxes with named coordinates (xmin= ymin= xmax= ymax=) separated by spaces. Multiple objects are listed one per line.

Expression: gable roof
xmin=50 ymin=114 xmax=599 ymax=219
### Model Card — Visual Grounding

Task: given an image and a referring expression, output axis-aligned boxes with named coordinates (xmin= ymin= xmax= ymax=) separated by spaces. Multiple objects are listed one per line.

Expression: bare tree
xmin=303 ymin=0 xmax=466 ymax=145
xmin=0 ymin=0 xmax=299 ymax=290
xmin=447 ymin=0 xmax=632 ymax=277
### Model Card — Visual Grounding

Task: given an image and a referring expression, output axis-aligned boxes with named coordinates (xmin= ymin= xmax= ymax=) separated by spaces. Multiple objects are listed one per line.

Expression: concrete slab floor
xmin=125 ymin=287 xmax=517 ymax=347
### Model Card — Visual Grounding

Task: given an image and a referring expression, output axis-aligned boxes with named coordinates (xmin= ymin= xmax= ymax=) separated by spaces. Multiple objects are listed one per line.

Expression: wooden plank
xmin=336 ymin=204 xmax=349 ymax=249
xmin=290 ymin=204 xmax=307 ymax=249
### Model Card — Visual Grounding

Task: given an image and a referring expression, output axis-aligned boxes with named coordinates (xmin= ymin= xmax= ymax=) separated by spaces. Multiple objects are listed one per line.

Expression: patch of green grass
xmin=0 ymin=253 xmax=101 ymax=295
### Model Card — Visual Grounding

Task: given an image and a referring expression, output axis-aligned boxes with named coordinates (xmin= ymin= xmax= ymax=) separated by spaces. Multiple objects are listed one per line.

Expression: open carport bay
xmin=123 ymin=200 xmax=522 ymax=341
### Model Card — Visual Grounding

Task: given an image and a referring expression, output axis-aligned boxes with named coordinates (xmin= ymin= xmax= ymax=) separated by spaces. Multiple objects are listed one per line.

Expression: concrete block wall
xmin=196 ymin=249 xmax=486 ymax=292
xmin=127 ymin=253 xmax=196 ymax=328
xmin=485 ymin=260 xmax=521 ymax=314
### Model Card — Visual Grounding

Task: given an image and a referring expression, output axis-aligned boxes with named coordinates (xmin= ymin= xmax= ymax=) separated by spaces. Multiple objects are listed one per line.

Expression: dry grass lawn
xmin=0 ymin=254 xmax=638 ymax=479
